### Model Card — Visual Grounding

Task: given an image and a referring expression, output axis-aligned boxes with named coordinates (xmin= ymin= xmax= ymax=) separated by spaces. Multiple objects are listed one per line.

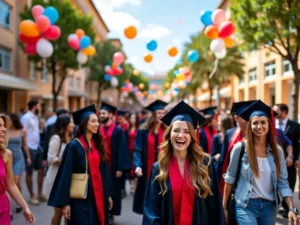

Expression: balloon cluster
xmin=200 ymin=9 xmax=235 ymax=59
xmin=173 ymin=66 xmax=192 ymax=89
xmin=103 ymin=52 xmax=125 ymax=87
xmin=68 ymin=29 xmax=96 ymax=65
xmin=120 ymin=80 xmax=147 ymax=102
xmin=19 ymin=5 xmax=61 ymax=58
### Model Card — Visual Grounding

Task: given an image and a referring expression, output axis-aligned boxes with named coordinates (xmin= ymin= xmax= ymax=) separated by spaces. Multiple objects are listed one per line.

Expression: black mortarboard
xmin=72 ymin=105 xmax=97 ymax=125
xmin=199 ymin=106 xmax=217 ymax=116
xmin=100 ymin=102 xmax=117 ymax=114
xmin=145 ymin=100 xmax=168 ymax=112
xmin=161 ymin=100 xmax=206 ymax=128
xmin=230 ymin=100 xmax=256 ymax=115
xmin=117 ymin=109 xmax=127 ymax=116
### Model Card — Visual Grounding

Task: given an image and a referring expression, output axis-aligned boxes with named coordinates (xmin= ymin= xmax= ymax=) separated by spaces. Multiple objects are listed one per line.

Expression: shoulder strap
xmin=233 ymin=141 xmax=245 ymax=188
xmin=74 ymin=138 xmax=88 ymax=175
xmin=56 ymin=137 xmax=63 ymax=157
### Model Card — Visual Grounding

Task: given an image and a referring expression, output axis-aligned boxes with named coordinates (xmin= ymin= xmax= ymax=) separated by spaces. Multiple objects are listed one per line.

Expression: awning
xmin=68 ymin=89 xmax=89 ymax=98
xmin=220 ymin=87 xmax=231 ymax=97
xmin=0 ymin=73 xmax=39 ymax=91
xmin=198 ymin=93 xmax=210 ymax=101
xmin=30 ymin=94 xmax=64 ymax=100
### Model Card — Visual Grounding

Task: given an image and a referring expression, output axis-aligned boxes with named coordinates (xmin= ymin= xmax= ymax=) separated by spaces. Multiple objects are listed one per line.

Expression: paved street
xmin=11 ymin=172 xmax=299 ymax=225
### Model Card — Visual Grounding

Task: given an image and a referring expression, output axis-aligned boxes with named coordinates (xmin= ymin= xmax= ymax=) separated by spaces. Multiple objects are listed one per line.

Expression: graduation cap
xmin=199 ymin=106 xmax=217 ymax=116
xmin=145 ymin=100 xmax=168 ymax=112
xmin=72 ymin=105 xmax=97 ymax=125
xmin=161 ymin=100 xmax=206 ymax=128
xmin=100 ymin=101 xmax=117 ymax=114
xmin=230 ymin=100 xmax=256 ymax=115
xmin=117 ymin=109 xmax=127 ymax=116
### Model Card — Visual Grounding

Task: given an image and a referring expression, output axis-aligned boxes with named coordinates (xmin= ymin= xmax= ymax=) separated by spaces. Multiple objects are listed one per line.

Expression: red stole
xmin=119 ymin=121 xmax=129 ymax=132
xmin=169 ymin=157 xmax=195 ymax=225
xmin=100 ymin=123 xmax=116 ymax=171
xmin=128 ymin=128 xmax=137 ymax=177
xmin=220 ymin=127 xmax=243 ymax=195
xmin=202 ymin=126 xmax=217 ymax=154
xmin=79 ymin=136 xmax=105 ymax=225
xmin=147 ymin=126 xmax=164 ymax=179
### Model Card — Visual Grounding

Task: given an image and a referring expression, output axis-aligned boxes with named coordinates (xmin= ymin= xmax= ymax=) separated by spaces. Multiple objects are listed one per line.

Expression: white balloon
xmin=67 ymin=34 xmax=77 ymax=42
xmin=77 ymin=51 xmax=88 ymax=65
xmin=110 ymin=77 xmax=118 ymax=87
xmin=37 ymin=38 xmax=53 ymax=58
xmin=210 ymin=38 xmax=225 ymax=53
xmin=123 ymin=91 xmax=128 ymax=97
xmin=215 ymin=48 xmax=227 ymax=59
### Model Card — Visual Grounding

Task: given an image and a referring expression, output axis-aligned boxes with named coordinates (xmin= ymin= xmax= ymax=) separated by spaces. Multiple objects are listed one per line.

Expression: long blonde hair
xmin=246 ymin=117 xmax=280 ymax=179
xmin=155 ymin=122 xmax=212 ymax=197
xmin=0 ymin=114 xmax=9 ymax=155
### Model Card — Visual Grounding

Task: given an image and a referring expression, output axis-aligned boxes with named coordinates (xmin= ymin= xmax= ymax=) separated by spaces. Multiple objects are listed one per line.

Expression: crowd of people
xmin=0 ymin=98 xmax=299 ymax=225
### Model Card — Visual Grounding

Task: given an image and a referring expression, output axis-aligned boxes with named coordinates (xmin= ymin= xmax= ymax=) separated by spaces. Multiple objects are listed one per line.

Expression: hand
xmin=62 ymin=205 xmax=71 ymax=220
xmin=109 ymin=197 xmax=113 ymax=210
xmin=26 ymin=157 xmax=32 ymax=166
xmin=295 ymin=160 xmax=299 ymax=169
xmin=23 ymin=207 xmax=35 ymax=225
xmin=53 ymin=158 xmax=61 ymax=166
xmin=42 ymin=160 xmax=48 ymax=168
xmin=214 ymin=154 xmax=221 ymax=161
xmin=116 ymin=171 xmax=123 ymax=178
xmin=286 ymin=157 xmax=293 ymax=167
xmin=288 ymin=211 xmax=298 ymax=225
xmin=135 ymin=167 xmax=143 ymax=177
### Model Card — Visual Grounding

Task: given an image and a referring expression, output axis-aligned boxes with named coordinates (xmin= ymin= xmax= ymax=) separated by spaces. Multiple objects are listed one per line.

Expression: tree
xmin=20 ymin=0 xmax=95 ymax=111
xmin=230 ymin=0 xmax=300 ymax=120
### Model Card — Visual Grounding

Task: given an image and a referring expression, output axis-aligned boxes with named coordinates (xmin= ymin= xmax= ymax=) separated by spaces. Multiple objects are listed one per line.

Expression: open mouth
xmin=176 ymin=141 xmax=186 ymax=146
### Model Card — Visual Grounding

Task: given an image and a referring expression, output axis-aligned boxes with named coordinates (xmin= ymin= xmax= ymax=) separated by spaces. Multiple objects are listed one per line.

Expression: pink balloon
xmin=115 ymin=68 xmax=123 ymax=75
xmin=113 ymin=52 xmax=125 ymax=65
xmin=26 ymin=43 xmax=37 ymax=55
xmin=43 ymin=25 xmax=61 ymax=40
xmin=36 ymin=15 xmax=50 ymax=33
xmin=212 ymin=9 xmax=226 ymax=26
xmin=106 ymin=68 xmax=115 ymax=76
xmin=68 ymin=36 xmax=80 ymax=50
xmin=219 ymin=21 xmax=235 ymax=38
xmin=32 ymin=5 xmax=44 ymax=20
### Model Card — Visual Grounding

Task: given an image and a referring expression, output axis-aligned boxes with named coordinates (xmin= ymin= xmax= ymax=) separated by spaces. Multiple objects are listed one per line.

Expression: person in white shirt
xmin=21 ymin=100 xmax=46 ymax=205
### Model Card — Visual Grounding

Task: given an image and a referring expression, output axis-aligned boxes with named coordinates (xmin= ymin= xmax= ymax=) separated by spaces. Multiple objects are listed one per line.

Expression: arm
xmin=133 ymin=130 xmax=144 ymax=176
xmin=47 ymin=135 xmax=61 ymax=165
xmin=21 ymin=130 xmax=31 ymax=165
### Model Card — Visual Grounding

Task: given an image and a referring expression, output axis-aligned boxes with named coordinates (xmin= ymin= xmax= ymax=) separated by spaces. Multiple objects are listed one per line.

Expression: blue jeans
xmin=236 ymin=198 xmax=277 ymax=225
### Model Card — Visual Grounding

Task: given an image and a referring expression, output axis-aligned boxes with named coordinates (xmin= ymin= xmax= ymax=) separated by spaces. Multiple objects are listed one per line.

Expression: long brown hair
xmin=155 ymin=122 xmax=212 ymax=197
xmin=246 ymin=117 xmax=280 ymax=179
xmin=0 ymin=114 xmax=9 ymax=155
xmin=220 ymin=115 xmax=234 ymax=142
xmin=140 ymin=111 xmax=166 ymax=133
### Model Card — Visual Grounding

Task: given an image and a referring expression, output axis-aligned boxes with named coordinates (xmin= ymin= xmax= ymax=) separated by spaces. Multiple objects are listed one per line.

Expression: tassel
xmin=270 ymin=109 xmax=277 ymax=137
xmin=196 ymin=122 xmax=200 ymax=146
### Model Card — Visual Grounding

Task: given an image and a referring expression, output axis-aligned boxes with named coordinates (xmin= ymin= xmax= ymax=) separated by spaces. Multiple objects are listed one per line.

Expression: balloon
xmin=200 ymin=10 xmax=213 ymax=26
xmin=146 ymin=40 xmax=157 ymax=51
xmin=68 ymin=34 xmax=77 ymax=42
xmin=115 ymin=67 xmax=123 ymax=75
xmin=43 ymin=6 xmax=59 ymax=25
xmin=104 ymin=65 xmax=111 ymax=72
xmin=32 ymin=5 xmax=44 ymax=20
xmin=219 ymin=21 xmax=235 ymax=38
xmin=139 ymin=83 xmax=145 ymax=89
xmin=215 ymin=48 xmax=227 ymax=59
xmin=106 ymin=68 xmax=115 ymax=76
xmin=133 ymin=69 xmax=140 ymax=76
xmin=168 ymin=46 xmax=178 ymax=57
xmin=19 ymin=20 xmax=40 ymax=37
xmin=36 ymin=15 xmax=50 ymax=33
xmin=113 ymin=52 xmax=125 ymax=65
xmin=204 ymin=25 xmax=219 ymax=39
xmin=173 ymin=70 xmax=180 ymax=77
xmin=19 ymin=33 xmax=40 ymax=44
xmin=110 ymin=77 xmax=118 ymax=87
xmin=210 ymin=38 xmax=225 ymax=53
xmin=76 ymin=29 xmax=85 ymax=38
xmin=80 ymin=36 xmax=91 ymax=49
xmin=177 ymin=74 xmax=184 ymax=80
xmin=212 ymin=9 xmax=226 ymax=26
xmin=124 ymin=26 xmax=137 ymax=39
xmin=104 ymin=75 xmax=111 ymax=81
xmin=68 ymin=36 xmax=80 ymax=50
xmin=36 ymin=38 xmax=53 ymax=58
xmin=26 ymin=43 xmax=37 ymax=55
xmin=77 ymin=51 xmax=88 ymax=65
xmin=144 ymin=53 xmax=153 ymax=63
xmin=81 ymin=45 xmax=96 ymax=56
xmin=187 ymin=50 xmax=199 ymax=63
xmin=224 ymin=37 xmax=235 ymax=48
xmin=112 ymin=63 xmax=118 ymax=70
xmin=43 ymin=25 xmax=61 ymax=40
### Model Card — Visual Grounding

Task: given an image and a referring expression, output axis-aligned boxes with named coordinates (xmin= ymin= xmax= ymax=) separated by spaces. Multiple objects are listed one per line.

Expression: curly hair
xmin=155 ymin=122 xmax=212 ymax=198
xmin=0 ymin=114 xmax=10 ymax=155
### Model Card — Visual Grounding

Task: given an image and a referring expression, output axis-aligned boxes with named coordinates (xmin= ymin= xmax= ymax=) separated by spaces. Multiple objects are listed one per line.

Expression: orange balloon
xmin=124 ymin=26 xmax=137 ymax=39
xmin=76 ymin=29 xmax=85 ymax=38
xmin=168 ymin=46 xmax=178 ymax=57
xmin=224 ymin=37 xmax=235 ymax=48
xmin=19 ymin=20 xmax=40 ymax=37
xmin=144 ymin=53 xmax=153 ymax=63
xmin=81 ymin=45 xmax=96 ymax=56
xmin=205 ymin=25 xmax=219 ymax=39
xmin=112 ymin=63 xmax=118 ymax=70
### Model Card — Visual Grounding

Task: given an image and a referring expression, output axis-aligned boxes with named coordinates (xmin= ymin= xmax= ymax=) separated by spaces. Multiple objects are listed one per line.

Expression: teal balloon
xmin=146 ymin=40 xmax=157 ymax=51
xmin=43 ymin=7 xmax=59 ymax=24
xmin=200 ymin=10 xmax=213 ymax=26
xmin=80 ymin=36 xmax=91 ymax=49
xmin=104 ymin=75 xmax=111 ymax=81
xmin=187 ymin=50 xmax=199 ymax=63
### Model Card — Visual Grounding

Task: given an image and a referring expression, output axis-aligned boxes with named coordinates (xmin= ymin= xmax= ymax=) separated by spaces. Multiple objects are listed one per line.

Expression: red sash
xmin=119 ymin=121 xmax=129 ymax=132
xmin=220 ymin=127 xmax=243 ymax=195
xmin=147 ymin=126 xmax=164 ymax=179
xmin=202 ymin=126 xmax=217 ymax=154
xmin=100 ymin=123 xmax=116 ymax=171
xmin=79 ymin=136 xmax=105 ymax=225
xmin=169 ymin=157 xmax=195 ymax=225
xmin=128 ymin=128 xmax=137 ymax=177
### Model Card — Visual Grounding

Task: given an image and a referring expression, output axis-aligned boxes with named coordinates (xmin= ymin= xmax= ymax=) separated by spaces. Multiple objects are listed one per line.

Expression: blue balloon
xmin=174 ymin=87 xmax=180 ymax=92
xmin=80 ymin=36 xmax=91 ymax=49
xmin=200 ymin=10 xmax=213 ymax=26
xmin=187 ymin=50 xmax=199 ymax=63
xmin=148 ymin=90 xmax=153 ymax=95
xmin=146 ymin=40 xmax=158 ymax=51
xmin=132 ymin=90 xmax=136 ymax=94
xmin=187 ymin=81 xmax=191 ymax=85
xmin=173 ymin=70 xmax=180 ymax=77
xmin=43 ymin=7 xmax=59 ymax=24
xmin=104 ymin=75 xmax=111 ymax=81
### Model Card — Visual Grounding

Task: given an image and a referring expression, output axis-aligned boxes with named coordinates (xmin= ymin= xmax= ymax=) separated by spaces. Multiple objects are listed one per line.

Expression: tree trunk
xmin=291 ymin=62 xmax=300 ymax=121
xmin=97 ymin=83 xmax=102 ymax=108
xmin=207 ymin=73 xmax=213 ymax=107
xmin=51 ymin=58 xmax=57 ymax=111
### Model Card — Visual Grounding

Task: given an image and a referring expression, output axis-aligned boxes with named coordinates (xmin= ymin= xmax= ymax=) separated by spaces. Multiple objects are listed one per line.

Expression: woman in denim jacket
xmin=222 ymin=100 xmax=298 ymax=225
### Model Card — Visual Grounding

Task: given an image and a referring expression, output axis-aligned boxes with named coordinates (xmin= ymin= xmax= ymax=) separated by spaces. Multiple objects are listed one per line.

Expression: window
xmin=239 ymin=75 xmax=244 ymax=84
xmin=41 ymin=67 xmax=48 ymax=82
xmin=264 ymin=61 xmax=276 ymax=77
xmin=69 ymin=76 xmax=74 ymax=88
xmin=249 ymin=68 xmax=257 ymax=81
xmin=30 ymin=62 xmax=36 ymax=80
xmin=0 ymin=1 xmax=11 ymax=29
xmin=76 ymin=77 xmax=80 ymax=89
xmin=283 ymin=59 xmax=292 ymax=74
xmin=0 ymin=47 xmax=11 ymax=71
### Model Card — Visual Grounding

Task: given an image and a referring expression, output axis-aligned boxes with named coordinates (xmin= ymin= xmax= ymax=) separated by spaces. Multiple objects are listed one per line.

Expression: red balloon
xmin=114 ymin=68 xmax=123 ymax=75
xmin=19 ymin=33 xmax=40 ymax=44
xmin=36 ymin=15 xmax=50 ymax=33
xmin=68 ymin=36 xmax=80 ymax=50
xmin=26 ymin=43 xmax=37 ymax=55
xmin=43 ymin=25 xmax=61 ymax=40
xmin=218 ymin=21 xmax=235 ymax=38
xmin=106 ymin=68 xmax=115 ymax=76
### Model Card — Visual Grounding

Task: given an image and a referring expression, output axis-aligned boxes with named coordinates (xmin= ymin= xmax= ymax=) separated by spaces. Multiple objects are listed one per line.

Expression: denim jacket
xmin=224 ymin=142 xmax=292 ymax=208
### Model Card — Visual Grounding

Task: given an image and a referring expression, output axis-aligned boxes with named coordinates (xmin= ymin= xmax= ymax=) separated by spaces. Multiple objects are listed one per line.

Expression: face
xmin=130 ymin=114 xmax=136 ymax=125
xmin=251 ymin=116 xmax=269 ymax=137
xmin=0 ymin=118 xmax=7 ymax=144
xmin=170 ymin=121 xmax=192 ymax=152
xmin=87 ymin=114 xmax=100 ymax=134
xmin=156 ymin=109 xmax=166 ymax=123
xmin=99 ymin=110 xmax=110 ymax=124
xmin=66 ymin=120 xmax=74 ymax=134
xmin=33 ymin=104 xmax=39 ymax=115
xmin=234 ymin=115 xmax=248 ymax=131
xmin=272 ymin=105 xmax=285 ymax=120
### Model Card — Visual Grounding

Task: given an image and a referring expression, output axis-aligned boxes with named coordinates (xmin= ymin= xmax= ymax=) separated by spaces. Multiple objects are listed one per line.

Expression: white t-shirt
xmin=21 ymin=111 xmax=40 ymax=150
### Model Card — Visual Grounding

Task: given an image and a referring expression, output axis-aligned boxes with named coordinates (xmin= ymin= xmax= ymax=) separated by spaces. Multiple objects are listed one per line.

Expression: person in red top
xmin=117 ymin=109 xmax=130 ymax=132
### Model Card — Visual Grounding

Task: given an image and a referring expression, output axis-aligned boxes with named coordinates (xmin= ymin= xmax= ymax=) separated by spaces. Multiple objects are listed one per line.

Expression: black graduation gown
xmin=219 ymin=127 xmax=237 ymax=172
xmin=199 ymin=128 xmax=208 ymax=153
xmin=48 ymin=139 xmax=112 ymax=225
xmin=211 ymin=134 xmax=223 ymax=180
xmin=143 ymin=159 xmax=225 ymax=225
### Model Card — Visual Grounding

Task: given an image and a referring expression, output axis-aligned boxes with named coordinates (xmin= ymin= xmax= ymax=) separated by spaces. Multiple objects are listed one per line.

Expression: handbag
xmin=227 ymin=141 xmax=245 ymax=222
xmin=70 ymin=138 xmax=89 ymax=199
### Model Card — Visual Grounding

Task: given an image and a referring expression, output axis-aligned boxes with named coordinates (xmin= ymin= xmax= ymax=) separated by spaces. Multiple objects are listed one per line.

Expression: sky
xmin=92 ymin=0 xmax=220 ymax=76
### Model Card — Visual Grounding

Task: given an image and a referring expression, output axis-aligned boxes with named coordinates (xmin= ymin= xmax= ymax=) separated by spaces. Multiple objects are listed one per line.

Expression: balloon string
xmin=209 ymin=59 xmax=219 ymax=79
